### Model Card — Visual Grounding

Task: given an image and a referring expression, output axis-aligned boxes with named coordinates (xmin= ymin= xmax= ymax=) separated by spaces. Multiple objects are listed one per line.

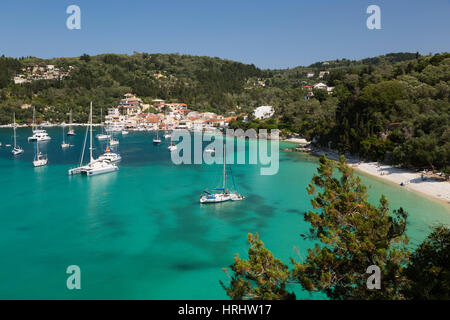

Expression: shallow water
xmin=0 ymin=127 xmax=448 ymax=299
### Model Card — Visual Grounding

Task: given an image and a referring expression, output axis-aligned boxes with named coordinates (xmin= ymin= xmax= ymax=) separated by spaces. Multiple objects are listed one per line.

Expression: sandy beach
xmin=307 ymin=148 xmax=450 ymax=204
xmin=353 ymin=162 xmax=450 ymax=204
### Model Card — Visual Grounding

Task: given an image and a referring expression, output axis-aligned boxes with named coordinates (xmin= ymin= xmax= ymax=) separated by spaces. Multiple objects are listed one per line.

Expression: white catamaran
xmin=200 ymin=143 xmax=244 ymax=203
xmin=68 ymin=102 xmax=118 ymax=176
xmin=11 ymin=113 xmax=24 ymax=156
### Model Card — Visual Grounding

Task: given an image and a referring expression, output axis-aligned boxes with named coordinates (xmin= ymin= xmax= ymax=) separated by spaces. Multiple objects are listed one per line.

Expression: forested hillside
xmin=0 ymin=52 xmax=448 ymax=172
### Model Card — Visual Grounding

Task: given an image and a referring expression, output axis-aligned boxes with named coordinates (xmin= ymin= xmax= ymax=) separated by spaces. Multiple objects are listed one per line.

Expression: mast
xmin=32 ymin=107 xmax=36 ymax=131
xmin=223 ymin=142 xmax=226 ymax=189
xmin=89 ymin=102 xmax=93 ymax=164
xmin=101 ymin=108 xmax=104 ymax=134
xmin=13 ymin=112 xmax=17 ymax=148
xmin=69 ymin=110 xmax=72 ymax=130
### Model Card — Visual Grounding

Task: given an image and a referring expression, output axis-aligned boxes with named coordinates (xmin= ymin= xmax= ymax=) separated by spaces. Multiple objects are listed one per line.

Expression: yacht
xmin=67 ymin=110 xmax=76 ymax=136
xmin=11 ymin=113 xmax=24 ymax=156
xmin=28 ymin=107 xmax=51 ymax=142
xmin=68 ymin=102 xmax=118 ymax=176
xmin=28 ymin=129 xmax=51 ymax=142
xmin=98 ymin=147 xmax=122 ymax=163
xmin=33 ymin=141 xmax=48 ymax=167
xmin=200 ymin=144 xmax=244 ymax=203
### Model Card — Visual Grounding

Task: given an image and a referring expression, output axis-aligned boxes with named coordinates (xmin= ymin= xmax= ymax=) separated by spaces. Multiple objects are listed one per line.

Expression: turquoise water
xmin=0 ymin=127 xmax=449 ymax=299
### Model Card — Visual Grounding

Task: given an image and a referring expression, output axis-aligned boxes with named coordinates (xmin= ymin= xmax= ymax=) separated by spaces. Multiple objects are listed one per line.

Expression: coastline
xmin=308 ymin=148 xmax=450 ymax=205
xmin=282 ymin=144 xmax=450 ymax=205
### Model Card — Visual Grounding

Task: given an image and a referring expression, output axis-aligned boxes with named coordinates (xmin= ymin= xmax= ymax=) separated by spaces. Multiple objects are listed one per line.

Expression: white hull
xmin=61 ymin=143 xmax=70 ymax=149
xmin=33 ymin=159 xmax=48 ymax=167
xmin=12 ymin=147 xmax=24 ymax=155
xmin=96 ymin=134 xmax=111 ymax=140
xmin=200 ymin=193 xmax=232 ymax=203
xmin=98 ymin=152 xmax=121 ymax=163
xmin=168 ymin=145 xmax=177 ymax=152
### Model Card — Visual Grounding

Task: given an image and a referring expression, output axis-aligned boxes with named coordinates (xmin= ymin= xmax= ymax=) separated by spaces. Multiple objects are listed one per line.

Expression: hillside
xmin=0 ymin=51 xmax=448 ymax=173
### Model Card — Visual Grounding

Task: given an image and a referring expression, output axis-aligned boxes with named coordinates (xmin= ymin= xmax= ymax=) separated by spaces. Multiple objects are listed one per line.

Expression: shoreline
xmin=308 ymin=148 xmax=450 ymax=205
xmin=282 ymin=145 xmax=450 ymax=205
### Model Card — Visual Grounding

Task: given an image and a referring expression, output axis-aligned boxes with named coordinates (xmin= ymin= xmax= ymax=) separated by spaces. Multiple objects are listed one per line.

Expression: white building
xmin=254 ymin=106 xmax=274 ymax=120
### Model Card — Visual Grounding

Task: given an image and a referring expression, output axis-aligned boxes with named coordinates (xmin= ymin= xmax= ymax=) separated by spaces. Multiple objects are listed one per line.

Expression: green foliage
xmin=222 ymin=155 xmax=449 ymax=300
xmin=0 ymin=52 xmax=448 ymax=172
xmin=402 ymin=225 xmax=450 ymax=300
xmin=220 ymin=233 xmax=295 ymax=300
xmin=292 ymin=155 xmax=410 ymax=299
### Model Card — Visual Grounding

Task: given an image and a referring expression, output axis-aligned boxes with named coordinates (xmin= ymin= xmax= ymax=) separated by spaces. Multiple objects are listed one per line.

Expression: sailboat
xmin=11 ymin=113 xmax=24 ymax=156
xmin=68 ymin=102 xmax=118 ymax=176
xmin=67 ymin=110 xmax=76 ymax=136
xmin=61 ymin=124 xmax=70 ymax=149
xmin=33 ymin=140 xmax=48 ymax=167
xmin=153 ymin=129 xmax=161 ymax=145
xmin=96 ymin=108 xmax=111 ymax=140
xmin=200 ymin=143 xmax=244 ymax=203
xmin=168 ymin=134 xmax=177 ymax=151
xmin=109 ymin=131 xmax=119 ymax=146
xmin=28 ymin=107 xmax=51 ymax=142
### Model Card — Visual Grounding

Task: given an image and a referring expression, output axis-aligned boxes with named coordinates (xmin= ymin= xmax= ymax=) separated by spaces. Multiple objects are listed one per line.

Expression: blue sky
xmin=0 ymin=0 xmax=449 ymax=68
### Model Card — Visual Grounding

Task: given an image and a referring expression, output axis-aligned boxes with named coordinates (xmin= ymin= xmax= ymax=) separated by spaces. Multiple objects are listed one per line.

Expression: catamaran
xmin=11 ymin=113 xmax=24 ymax=156
xmin=67 ymin=110 xmax=76 ymax=136
xmin=33 ymin=141 xmax=48 ymax=167
xmin=68 ymin=102 xmax=118 ymax=176
xmin=96 ymin=108 xmax=111 ymax=140
xmin=200 ymin=144 xmax=244 ymax=203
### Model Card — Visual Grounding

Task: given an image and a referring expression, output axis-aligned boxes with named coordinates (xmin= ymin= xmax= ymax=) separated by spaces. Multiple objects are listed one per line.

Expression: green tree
xmin=220 ymin=233 xmax=295 ymax=300
xmin=402 ymin=225 xmax=450 ymax=300
xmin=292 ymin=155 xmax=410 ymax=299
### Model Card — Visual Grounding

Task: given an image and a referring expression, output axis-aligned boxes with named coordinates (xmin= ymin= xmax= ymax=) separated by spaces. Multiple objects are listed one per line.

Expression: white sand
xmin=283 ymin=137 xmax=309 ymax=144
xmin=353 ymin=162 xmax=450 ymax=204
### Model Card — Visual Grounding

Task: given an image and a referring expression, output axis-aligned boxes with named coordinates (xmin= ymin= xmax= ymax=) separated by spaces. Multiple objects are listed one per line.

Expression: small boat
xmin=98 ymin=146 xmax=121 ymax=163
xmin=97 ymin=134 xmax=111 ymax=140
xmin=33 ymin=141 xmax=48 ymax=167
xmin=205 ymin=147 xmax=215 ymax=154
xmin=11 ymin=113 xmax=24 ymax=156
xmin=96 ymin=108 xmax=111 ymax=140
xmin=109 ymin=138 xmax=119 ymax=146
xmin=67 ymin=110 xmax=76 ymax=136
xmin=153 ymin=130 xmax=161 ymax=145
xmin=122 ymin=130 xmax=129 ymax=135
xmin=61 ymin=124 xmax=70 ymax=148
xmin=68 ymin=102 xmax=118 ymax=176
xmin=164 ymin=130 xmax=171 ymax=139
